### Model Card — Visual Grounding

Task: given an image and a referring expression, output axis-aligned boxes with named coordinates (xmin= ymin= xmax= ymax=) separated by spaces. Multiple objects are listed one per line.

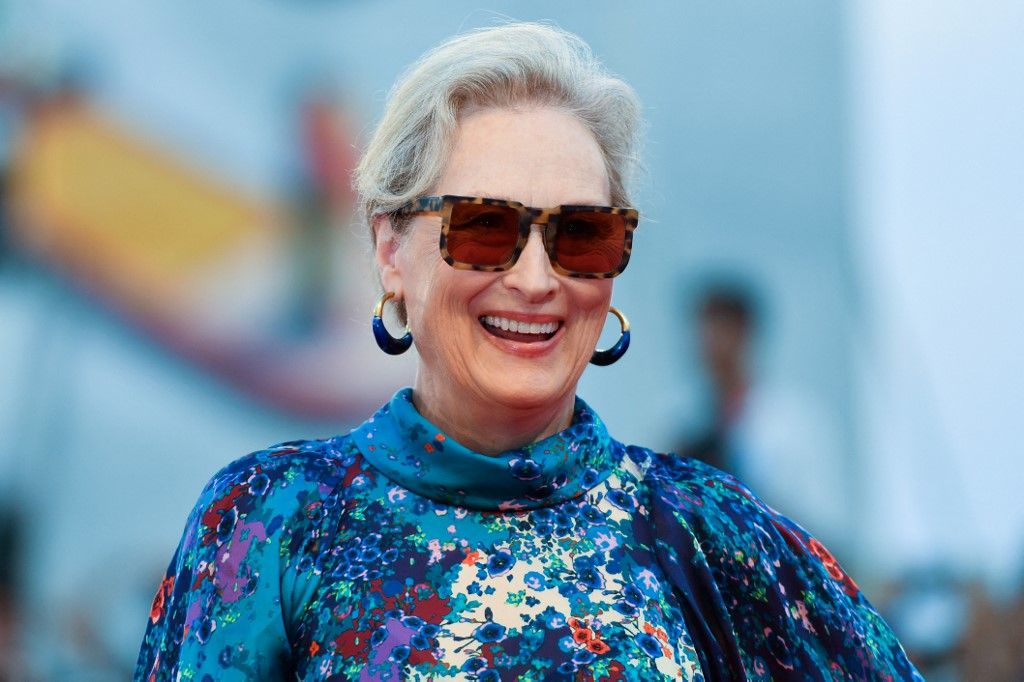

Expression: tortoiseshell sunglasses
xmin=395 ymin=195 xmax=639 ymax=279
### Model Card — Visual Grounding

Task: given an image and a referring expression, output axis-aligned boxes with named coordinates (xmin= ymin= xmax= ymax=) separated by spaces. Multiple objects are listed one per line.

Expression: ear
xmin=373 ymin=214 xmax=404 ymax=299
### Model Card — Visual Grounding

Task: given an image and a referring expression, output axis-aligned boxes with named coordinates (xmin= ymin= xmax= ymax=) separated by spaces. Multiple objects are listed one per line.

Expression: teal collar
xmin=351 ymin=388 xmax=620 ymax=510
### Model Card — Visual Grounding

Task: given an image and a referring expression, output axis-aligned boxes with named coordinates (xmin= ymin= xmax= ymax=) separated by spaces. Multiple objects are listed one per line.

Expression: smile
xmin=480 ymin=315 xmax=561 ymax=342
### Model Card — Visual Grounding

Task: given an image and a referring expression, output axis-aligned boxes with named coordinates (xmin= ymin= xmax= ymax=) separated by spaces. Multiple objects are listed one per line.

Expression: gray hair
xmin=355 ymin=22 xmax=643 ymax=243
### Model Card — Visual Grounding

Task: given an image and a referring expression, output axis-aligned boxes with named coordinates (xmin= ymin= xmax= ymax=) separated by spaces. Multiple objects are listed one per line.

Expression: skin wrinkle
xmin=374 ymin=105 xmax=612 ymax=455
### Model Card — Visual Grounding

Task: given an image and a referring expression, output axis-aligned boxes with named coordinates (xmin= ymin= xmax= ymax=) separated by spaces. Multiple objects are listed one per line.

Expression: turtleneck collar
xmin=350 ymin=388 xmax=621 ymax=511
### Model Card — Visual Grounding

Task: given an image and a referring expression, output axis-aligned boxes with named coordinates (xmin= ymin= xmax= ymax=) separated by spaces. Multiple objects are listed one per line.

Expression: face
xmin=376 ymin=106 xmax=614 ymax=416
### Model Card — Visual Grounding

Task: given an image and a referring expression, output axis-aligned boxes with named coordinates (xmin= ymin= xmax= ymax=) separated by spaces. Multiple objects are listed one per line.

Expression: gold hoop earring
xmin=590 ymin=306 xmax=630 ymax=366
xmin=372 ymin=292 xmax=413 ymax=355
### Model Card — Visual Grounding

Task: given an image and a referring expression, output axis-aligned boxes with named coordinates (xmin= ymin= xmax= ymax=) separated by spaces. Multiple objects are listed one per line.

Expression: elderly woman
xmin=136 ymin=23 xmax=919 ymax=681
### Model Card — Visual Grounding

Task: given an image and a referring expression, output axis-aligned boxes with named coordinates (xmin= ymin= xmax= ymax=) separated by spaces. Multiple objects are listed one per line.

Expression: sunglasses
xmin=394 ymin=195 xmax=639 ymax=278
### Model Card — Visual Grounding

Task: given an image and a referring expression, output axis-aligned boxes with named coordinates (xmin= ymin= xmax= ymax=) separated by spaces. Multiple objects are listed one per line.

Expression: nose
xmin=502 ymin=226 xmax=558 ymax=302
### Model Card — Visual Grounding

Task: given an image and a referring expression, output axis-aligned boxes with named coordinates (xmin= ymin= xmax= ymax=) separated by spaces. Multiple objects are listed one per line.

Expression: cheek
xmin=573 ymin=282 xmax=615 ymax=338
xmin=395 ymin=234 xmax=442 ymax=310
xmin=579 ymin=281 xmax=614 ymax=316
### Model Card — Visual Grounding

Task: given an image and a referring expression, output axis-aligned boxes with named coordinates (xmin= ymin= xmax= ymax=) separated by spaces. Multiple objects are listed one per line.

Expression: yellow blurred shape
xmin=11 ymin=103 xmax=276 ymax=291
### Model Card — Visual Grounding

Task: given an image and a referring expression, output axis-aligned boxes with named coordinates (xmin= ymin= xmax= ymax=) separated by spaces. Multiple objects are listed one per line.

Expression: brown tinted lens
xmin=446 ymin=202 xmax=521 ymax=266
xmin=554 ymin=211 xmax=626 ymax=274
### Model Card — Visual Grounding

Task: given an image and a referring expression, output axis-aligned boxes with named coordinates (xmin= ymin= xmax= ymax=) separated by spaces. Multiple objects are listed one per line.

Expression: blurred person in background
xmin=0 ymin=507 xmax=24 ymax=679
xmin=135 ymin=22 xmax=918 ymax=680
xmin=676 ymin=285 xmax=756 ymax=474
xmin=678 ymin=283 xmax=850 ymax=553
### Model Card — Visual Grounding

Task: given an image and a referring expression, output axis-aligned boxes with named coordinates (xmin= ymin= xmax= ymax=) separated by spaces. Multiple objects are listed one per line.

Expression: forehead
xmin=435 ymin=106 xmax=610 ymax=206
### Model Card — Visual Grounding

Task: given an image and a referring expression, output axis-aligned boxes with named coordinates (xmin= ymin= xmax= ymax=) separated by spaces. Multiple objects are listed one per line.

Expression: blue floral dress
xmin=136 ymin=389 xmax=921 ymax=681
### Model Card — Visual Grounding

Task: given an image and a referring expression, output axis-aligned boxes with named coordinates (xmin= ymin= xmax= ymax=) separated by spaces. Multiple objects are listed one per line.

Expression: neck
xmin=411 ymin=378 xmax=576 ymax=455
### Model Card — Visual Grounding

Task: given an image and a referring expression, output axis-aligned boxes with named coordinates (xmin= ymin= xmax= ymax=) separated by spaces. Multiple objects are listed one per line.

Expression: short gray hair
xmin=355 ymin=22 xmax=643 ymax=243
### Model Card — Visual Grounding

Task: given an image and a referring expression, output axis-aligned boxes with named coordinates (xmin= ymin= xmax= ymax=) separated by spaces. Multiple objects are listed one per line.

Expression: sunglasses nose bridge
xmin=528 ymin=207 xmax=554 ymax=224
xmin=524 ymin=207 xmax=560 ymax=251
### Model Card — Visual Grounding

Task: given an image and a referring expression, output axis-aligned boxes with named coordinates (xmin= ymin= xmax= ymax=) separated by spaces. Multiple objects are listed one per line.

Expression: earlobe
xmin=373 ymin=214 xmax=403 ymax=299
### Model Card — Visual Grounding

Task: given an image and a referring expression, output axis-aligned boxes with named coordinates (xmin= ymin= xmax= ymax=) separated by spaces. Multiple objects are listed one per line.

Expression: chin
xmin=476 ymin=369 xmax=577 ymax=412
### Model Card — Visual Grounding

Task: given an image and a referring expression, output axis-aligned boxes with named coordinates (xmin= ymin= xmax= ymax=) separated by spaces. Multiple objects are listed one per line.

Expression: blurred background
xmin=0 ymin=0 xmax=1021 ymax=679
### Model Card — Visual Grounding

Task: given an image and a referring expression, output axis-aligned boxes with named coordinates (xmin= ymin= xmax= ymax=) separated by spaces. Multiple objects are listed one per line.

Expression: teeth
xmin=482 ymin=316 xmax=558 ymax=335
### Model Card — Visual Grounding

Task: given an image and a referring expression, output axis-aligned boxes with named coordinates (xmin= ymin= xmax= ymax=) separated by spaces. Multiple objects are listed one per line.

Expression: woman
xmin=136 ymin=23 xmax=920 ymax=681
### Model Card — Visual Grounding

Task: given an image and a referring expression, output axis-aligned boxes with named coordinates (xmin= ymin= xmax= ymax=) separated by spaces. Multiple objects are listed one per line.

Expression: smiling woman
xmin=375 ymin=106 xmax=616 ymax=453
xmin=135 ymin=22 xmax=922 ymax=681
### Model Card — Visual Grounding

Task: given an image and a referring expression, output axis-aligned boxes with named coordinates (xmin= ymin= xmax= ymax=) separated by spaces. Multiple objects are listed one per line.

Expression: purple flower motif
xmin=581 ymin=504 xmax=604 ymax=523
xmin=543 ymin=608 xmax=566 ymax=629
xmin=636 ymin=633 xmax=662 ymax=658
xmin=195 ymin=616 xmax=216 ymax=644
xmin=487 ymin=551 xmax=515 ymax=577
xmin=247 ymin=472 xmax=270 ymax=496
xmin=216 ymin=508 xmax=237 ymax=542
xmin=473 ymin=622 xmax=507 ymax=643
xmin=606 ymin=488 xmax=636 ymax=511
xmin=623 ymin=583 xmax=645 ymax=607
xmin=533 ymin=508 xmax=555 ymax=522
xmin=524 ymin=571 xmax=547 ymax=590
xmin=401 ymin=615 xmax=425 ymax=629
xmin=557 ymin=661 xmax=577 ymax=675
xmin=576 ymin=565 xmax=604 ymax=590
xmin=370 ymin=626 xmax=388 ymax=647
xmin=509 ymin=457 xmax=542 ymax=481
xmin=344 ymin=564 xmax=366 ymax=580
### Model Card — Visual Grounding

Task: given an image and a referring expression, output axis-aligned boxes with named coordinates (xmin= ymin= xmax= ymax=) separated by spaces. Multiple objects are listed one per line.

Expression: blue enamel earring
xmin=372 ymin=291 xmax=413 ymax=355
xmin=590 ymin=306 xmax=630 ymax=366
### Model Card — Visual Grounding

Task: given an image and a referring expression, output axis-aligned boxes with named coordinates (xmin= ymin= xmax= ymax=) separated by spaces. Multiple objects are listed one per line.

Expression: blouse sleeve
xmin=134 ymin=444 xmax=346 ymax=681
xmin=647 ymin=453 xmax=923 ymax=681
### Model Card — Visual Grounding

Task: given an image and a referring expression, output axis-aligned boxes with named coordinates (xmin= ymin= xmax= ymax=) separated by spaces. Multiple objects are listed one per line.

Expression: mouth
xmin=480 ymin=315 xmax=561 ymax=343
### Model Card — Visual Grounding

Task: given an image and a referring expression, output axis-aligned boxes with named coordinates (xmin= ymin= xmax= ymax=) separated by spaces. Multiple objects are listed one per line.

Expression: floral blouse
xmin=136 ymin=389 xmax=921 ymax=681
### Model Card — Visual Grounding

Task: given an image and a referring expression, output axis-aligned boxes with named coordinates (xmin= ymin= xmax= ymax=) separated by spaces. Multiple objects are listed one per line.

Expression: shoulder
xmin=636 ymin=446 xmax=846 ymax=589
xmin=637 ymin=446 xmax=799 ymax=532
xmin=191 ymin=434 xmax=362 ymax=526
xmin=625 ymin=444 xmax=758 ymax=518
xmin=137 ymin=433 xmax=370 ymax=679
xmin=162 ymin=432 xmax=373 ymax=616
xmin=629 ymin=446 xmax=921 ymax=679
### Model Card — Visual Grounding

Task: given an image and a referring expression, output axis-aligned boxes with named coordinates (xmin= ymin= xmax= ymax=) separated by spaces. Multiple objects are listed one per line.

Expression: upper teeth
xmin=482 ymin=316 xmax=559 ymax=335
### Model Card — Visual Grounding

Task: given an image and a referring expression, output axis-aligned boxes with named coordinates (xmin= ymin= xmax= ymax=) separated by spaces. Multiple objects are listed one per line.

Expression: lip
xmin=477 ymin=311 xmax=565 ymax=357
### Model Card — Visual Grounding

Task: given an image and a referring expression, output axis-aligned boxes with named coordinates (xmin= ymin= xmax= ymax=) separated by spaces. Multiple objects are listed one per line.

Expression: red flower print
xmin=149 ymin=576 xmax=174 ymax=624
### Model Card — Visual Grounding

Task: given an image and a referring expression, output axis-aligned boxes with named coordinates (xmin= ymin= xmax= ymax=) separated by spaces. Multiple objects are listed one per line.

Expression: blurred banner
xmin=9 ymin=94 xmax=409 ymax=420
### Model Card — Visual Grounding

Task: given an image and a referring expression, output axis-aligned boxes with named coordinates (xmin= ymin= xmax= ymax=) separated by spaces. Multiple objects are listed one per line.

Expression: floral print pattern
xmin=136 ymin=389 xmax=921 ymax=680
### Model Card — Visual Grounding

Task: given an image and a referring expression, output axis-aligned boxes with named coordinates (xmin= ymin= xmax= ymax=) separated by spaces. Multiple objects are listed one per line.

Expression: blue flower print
xmin=473 ymin=622 xmax=506 ymax=643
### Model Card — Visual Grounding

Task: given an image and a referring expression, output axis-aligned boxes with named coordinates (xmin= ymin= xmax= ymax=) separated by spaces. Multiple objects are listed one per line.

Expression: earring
xmin=590 ymin=306 xmax=630 ymax=366
xmin=372 ymin=291 xmax=413 ymax=355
